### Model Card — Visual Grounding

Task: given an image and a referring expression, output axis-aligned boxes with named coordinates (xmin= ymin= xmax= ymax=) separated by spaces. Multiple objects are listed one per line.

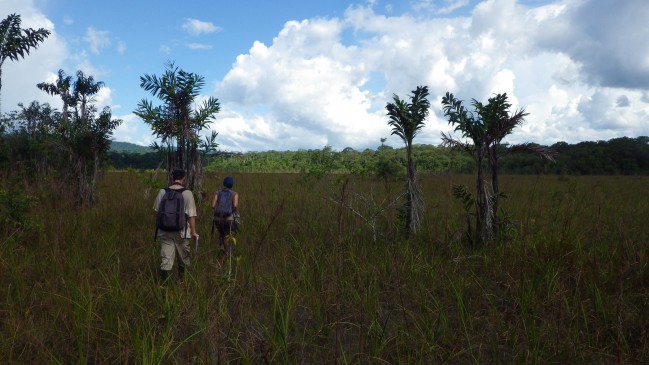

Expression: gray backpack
xmin=155 ymin=187 xmax=187 ymax=240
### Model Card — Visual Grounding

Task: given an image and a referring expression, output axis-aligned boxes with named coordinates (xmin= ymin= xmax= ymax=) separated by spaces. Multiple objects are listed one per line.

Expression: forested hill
xmin=109 ymin=141 xmax=154 ymax=153
xmin=108 ymin=136 xmax=649 ymax=175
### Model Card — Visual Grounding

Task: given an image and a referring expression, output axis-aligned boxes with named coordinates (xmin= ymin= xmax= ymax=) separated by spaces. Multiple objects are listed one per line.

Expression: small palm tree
xmin=37 ymin=69 xmax=74 ymax=125
xmin=386 ymin=85 xmax=430 ymax=234
xmin=39 ymin=69 xmax=105 ymax=127
xmin=73 ymin=70 xmax=104 ymax=123
xmin=135 ymin=61 xmax=220 ymax=196
xmin=0 ymin=14 xmax=50 ymax=113
xmin=442 ymin=92 xmax=555 ymax=244
xmin=442 ymin=93 xmax=489 ymax=244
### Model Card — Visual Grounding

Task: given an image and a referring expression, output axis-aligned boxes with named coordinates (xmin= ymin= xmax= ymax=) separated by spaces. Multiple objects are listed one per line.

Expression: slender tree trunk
xmin=176 ymin=140 xmax=182 ymax=172
xmin=490 ymin=145 xmax=500 ymax=238
xmin=82 ymin=156 xmax=90 ymax=206
xmin=474 ymin=146 xmax=486 ymax=246
xmin=191 ymin=147 xmax=203 ymax=204
xmin=90 ymin=150 xmax=101 ymax=204
xmin=196 ymin=153 xmax=201 ymax=194
xmin=405 ymin=143 xmax=421 ymax=234
xmin=37 ymin=151 xmax=48 ymax=178
xmin=181 ymin=121 xmax=189 ymax=176
xmin=62 ymin=100 xmax=68 ymax=127
xmin=176 ymin=126 xmax=186 ymax=176
xmin=166 ymin=139 xmax=174 ymax=183
xmin=74 ymin=154 xmax=89 ymax=206
xmin=405 ymin=144 xmax=413 ymax=233
xmin=80 ymin=99 xmax=87 ymax=123
xmin=0 ymin=62 xmax=4 ymax=114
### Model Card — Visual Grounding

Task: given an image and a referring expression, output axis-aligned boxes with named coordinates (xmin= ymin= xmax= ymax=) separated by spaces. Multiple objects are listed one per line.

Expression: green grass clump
xmin=0 ymin=172 xmax=647 ymax=363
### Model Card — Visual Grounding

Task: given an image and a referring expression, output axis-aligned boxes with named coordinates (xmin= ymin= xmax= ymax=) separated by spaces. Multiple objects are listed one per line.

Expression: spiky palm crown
xmin=386 ymin=85 xmax=430 ymax=146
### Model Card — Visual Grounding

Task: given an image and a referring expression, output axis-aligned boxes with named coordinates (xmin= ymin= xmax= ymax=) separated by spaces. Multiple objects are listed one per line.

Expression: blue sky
xmin=2 ymin=0 xmax=649 ymax=152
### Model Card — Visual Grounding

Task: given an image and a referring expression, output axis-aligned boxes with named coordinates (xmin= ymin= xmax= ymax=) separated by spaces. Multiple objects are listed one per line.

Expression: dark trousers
xmin=216 ymin=218 xmax=237 ymax=254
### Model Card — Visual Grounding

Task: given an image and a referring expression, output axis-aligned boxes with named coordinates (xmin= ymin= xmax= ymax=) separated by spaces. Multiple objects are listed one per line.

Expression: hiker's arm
xmin=153 ymin=190 xmax=162 ymax=217
xmin=211 ymin=193 xmax=218 ymax=209
xmin=233 ymin=192 xmax=239 ymax=211
xmin=188 ymin=216 xmax=198 ymax=238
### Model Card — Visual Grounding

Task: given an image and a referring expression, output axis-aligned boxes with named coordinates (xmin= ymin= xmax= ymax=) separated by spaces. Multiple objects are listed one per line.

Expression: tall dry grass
xmin=0 ymin=171 xmax=647 ymax=363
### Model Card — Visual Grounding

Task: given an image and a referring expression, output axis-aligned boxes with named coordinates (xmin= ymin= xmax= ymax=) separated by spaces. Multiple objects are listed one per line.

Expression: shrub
xmin=0 ymin=188 xmax=38 ymax=236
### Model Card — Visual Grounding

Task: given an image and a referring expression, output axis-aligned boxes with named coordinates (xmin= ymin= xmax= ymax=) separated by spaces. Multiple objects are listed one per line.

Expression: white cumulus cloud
xmin=182 ymin=18 xmax=220 ymax=36
xmin=209 ymin=1 xmax=649 ymax=152
xmin=187 ymin=42 xmax=212 ymax=50
xmin=84 ymin=27 xmax=111 ymax=54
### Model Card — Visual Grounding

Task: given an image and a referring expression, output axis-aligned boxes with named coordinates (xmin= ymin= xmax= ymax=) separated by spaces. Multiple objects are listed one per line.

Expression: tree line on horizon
xmin=108 ymin=136 xmax=649 ymax=176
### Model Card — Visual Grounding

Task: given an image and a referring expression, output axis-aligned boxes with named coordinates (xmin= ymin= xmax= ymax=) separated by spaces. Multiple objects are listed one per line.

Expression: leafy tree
xmin=476 ymin=93 xmax=554 ymax=235
xmin=441 ymin=93 xmax=489 ymax=244
xmin=0 ymin=14 xmax=50 ymax=113
xmin=385 ymin=85 xmax=430 ymax=234
xmin=37 ymin=69 xmax=74 ymax=123
xmin=8 ymin=100 xmax=59 ymax=136
xmin=134 ymin=61 xmax=220 ymax=197
xmin=442 ymin=92 xmax=554 ymax=245
xmin=4 ymin=101 xmax=60 ymax=177
xmin=36 ymin=70 xmax=121 ymax=205
xmin=302 ymin=145 xmax=338 ymax=181
xmin=73 ymin=70 xmax=104 ymax=124
xmin=376 ymin=139 xmax=403 ymax=182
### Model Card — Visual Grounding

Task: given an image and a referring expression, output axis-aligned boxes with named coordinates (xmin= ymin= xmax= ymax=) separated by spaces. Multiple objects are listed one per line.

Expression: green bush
xmin=0 ymin=188 xmax=38 ymax=236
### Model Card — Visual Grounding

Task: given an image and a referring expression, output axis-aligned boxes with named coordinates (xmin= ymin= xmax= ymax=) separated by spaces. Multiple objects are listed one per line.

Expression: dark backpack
xmin=155 ymin=187 xmax=187 ymax=239
xmin=213 ymin=189 xmax=234 ymax=219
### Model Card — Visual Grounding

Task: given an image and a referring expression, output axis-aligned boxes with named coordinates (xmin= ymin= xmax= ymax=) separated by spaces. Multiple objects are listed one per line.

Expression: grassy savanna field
xmin=1 ymin=171 xmax=648 ymax=363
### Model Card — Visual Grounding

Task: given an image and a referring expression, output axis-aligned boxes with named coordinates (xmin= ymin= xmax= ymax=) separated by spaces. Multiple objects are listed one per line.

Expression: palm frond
xmin=386 ymin=96 xmax=408 ymax=144
xmin=441 ymin=132 xmax=473 ymax=155
xmin=0 ymin=14 xmax=50 ymax=63
xmin=507 ymin=143 xmax=558 ymax=162
xmin=193 ymin=97 xmax=221 ymax=126
xmin=489 ymin=108 xmax=529 ymax=144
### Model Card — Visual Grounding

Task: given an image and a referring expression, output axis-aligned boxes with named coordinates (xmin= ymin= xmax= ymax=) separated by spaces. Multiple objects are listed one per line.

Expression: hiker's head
xmin=172 ymin=168 xmax=186 ymax=181
xmin=223 ymin=176 xmax=234 ymax=189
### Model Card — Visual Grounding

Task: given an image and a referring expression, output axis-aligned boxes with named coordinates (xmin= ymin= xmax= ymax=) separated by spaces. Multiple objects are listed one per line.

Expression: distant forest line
xmin=108 ymin=136 xmax=649 ymax=175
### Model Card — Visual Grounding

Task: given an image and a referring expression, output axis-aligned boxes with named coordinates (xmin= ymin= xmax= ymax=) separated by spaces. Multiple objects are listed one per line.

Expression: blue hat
xmin=223 ymin=176 xmax=234 ymax=189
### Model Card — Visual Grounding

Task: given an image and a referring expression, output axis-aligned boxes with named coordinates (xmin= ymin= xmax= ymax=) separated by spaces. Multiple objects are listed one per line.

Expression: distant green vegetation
xmin=202 ymin=144 xmax=477 ymax=175
xmin=108 ymin=142 xmax=162 ymax=170
xmin=109 ymin=141 xmax=155 ymax=154
xmin=107 ymin=136 xmax=649 ymax=175
xmin=500 ymin=136 xmax=649 ymax=175
xmin=209 ymin=136 xmax=649 ymax=175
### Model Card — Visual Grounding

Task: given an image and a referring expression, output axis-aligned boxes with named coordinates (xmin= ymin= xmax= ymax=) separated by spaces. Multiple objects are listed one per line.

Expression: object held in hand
xmin=233 ymin=212 xmax=241 ymax=225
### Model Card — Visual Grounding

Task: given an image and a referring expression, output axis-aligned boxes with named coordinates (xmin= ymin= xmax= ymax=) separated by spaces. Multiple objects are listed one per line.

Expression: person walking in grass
xmin=153 ymin=168 xmax=198 ymax=284
xmin=212 ymin=176 xmax=239 ymax=258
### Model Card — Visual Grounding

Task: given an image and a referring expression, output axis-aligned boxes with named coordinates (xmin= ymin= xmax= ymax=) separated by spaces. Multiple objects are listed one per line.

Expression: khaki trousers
xmin=159 ymin=230 xmax=191 ymax=271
